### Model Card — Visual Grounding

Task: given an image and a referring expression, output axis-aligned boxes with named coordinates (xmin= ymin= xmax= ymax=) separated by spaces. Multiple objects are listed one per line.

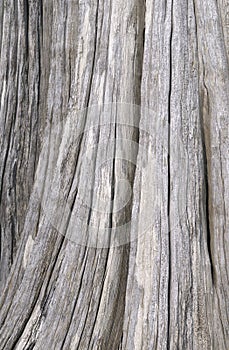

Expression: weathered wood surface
xmin=0 ymin=0 xmax=228 ymax=349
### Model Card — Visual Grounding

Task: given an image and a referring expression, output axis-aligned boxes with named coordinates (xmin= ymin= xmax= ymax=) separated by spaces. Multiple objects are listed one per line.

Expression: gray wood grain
xmin=0 ymin=0 xmax=228 ymax=349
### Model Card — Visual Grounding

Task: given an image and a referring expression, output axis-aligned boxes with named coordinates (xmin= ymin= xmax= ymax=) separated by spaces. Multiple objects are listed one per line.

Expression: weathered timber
xmin=0 ymin=0 xmax=228 ymax=349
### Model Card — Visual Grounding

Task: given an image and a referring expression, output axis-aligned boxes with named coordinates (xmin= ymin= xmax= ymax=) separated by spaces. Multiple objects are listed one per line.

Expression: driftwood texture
xmin=0 ymin=0 xmax=228 ymax=349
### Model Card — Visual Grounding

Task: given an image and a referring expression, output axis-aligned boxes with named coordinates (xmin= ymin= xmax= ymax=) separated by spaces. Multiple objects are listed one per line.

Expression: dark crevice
xmin=0 ymin=118 xmax=13 ymax=202
xmin=33 ymin=1 xmax=42 ymax=183
xmin=200 ymin=56 xmax=214 ymax=283
xmin=10 ymin=216 xmax=15 ymax=265
xmin=193 ymin=0 xmax=214 ymax=284
xmin=86 ymin=1 xmax=99 ymax=109
xmin=39 ymin=0 xmax=43 ymax=46
xmin=167 ymin=0 xmax=173 ymax=348
xmin=25 ymin=341 xmax=36 ymax=350
xmin=0 ymin=4 xmax=4 ymax=52
xmin=200 ymin=103 xmax=214 ymax=283
xmin=205 ymin=164 xmax=214 ymax=282
xmin=108 ymin=120 xmax=116 ymax=239
xmin=24 ymin=0 xmax=29 ymax=55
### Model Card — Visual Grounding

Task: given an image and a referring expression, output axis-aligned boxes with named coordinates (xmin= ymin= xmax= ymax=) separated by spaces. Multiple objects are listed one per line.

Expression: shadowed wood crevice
xmin=167 ymin=0 xmax=173 ymax=345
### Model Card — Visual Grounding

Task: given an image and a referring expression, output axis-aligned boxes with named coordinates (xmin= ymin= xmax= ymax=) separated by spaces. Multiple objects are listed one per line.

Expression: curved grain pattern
xmin=0 ymin=0 xmax=228 ymax=349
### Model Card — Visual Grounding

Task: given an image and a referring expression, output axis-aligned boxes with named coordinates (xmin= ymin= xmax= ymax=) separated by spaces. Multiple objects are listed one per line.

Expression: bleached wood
xmin=0 ymin=0 xmax=228 ymax=349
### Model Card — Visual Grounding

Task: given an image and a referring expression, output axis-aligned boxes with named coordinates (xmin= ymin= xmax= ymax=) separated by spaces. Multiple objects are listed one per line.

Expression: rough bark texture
xmin=0 ymin=0 xmax=228 ymax=349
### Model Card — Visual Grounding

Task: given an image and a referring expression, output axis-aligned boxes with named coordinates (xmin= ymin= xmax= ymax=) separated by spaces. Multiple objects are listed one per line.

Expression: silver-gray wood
xmin=0 ymin=0 xmax=228 ymax=349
